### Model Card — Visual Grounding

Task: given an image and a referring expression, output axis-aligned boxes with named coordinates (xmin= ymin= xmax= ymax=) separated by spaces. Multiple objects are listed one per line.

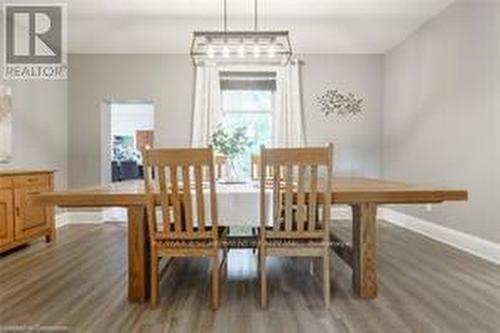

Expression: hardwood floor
xmin=1 ymin=221 xmax=499 ymax=332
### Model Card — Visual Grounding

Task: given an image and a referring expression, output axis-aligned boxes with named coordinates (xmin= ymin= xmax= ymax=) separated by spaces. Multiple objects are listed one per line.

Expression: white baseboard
xmin=56 ymin=206 xmax=500 ymax=265
xmin=331 ymin=205 xmax=500 ymax=265
xmin=379 ymin=207 xmax=500 ymax=265
xmin=55 ymin=213 xmax=68 ymax=228
xmin=55 ymin=210 xmax=108 ymax=228
xmin=102 ymin=208 xmax=127 ymax=222
xmin=56 ymin=207 xmax=351 ymax=227
xmin=332 ymin=206 xmax=352 ymax=219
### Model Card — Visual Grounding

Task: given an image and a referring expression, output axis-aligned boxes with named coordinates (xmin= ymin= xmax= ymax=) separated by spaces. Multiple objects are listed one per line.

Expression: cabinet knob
xmin=15 ymin=206 xmax=20 ymax=217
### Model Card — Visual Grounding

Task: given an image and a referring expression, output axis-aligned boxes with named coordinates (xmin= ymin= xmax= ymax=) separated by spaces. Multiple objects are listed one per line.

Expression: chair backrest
xmin=142 ymin=147 xmax=218 ymax=242
xmin=259 ymin=144 xmax=333 ymax=240
xmin=214 ymin=153 xmax=227 ymax=180
xmin=251 ymin=154 xmax=280 ymax=180
xmin=251 ymin=154 xmax=260 ymax=180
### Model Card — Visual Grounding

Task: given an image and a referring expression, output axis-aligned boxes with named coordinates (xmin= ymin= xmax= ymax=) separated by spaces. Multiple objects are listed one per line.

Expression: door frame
xmin=100 ymin=99 xmax=155 ymax=185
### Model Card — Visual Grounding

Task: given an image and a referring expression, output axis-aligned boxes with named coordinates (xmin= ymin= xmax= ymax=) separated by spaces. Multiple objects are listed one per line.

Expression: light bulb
xmin=207 ymin=44 xmax=215 ymax=58
xmin=268 ymin=46 xmax=276 ymax=58
xmin=222 ymin=45 xmax=230 ymax=58
xmin=253 ymin=45 xmax=260 ymax=58
xmin=238 ymin=45 xmax=245 ymax=58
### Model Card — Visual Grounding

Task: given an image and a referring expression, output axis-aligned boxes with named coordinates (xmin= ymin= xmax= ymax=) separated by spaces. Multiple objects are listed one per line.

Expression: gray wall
xmin=383 ymin=0 xmax=500 ymax=242
xmin=0 ymin=18 xmax=68 ymax=189
xmin=3 ymin=2 xmax=497 ymax=244
xmin=68 ymin=55 xmax=194 ymax=188
xmin=302 ymin=55 xmax=383 ymax=177
xmin=68 ymin=54 xmax=384 ymax=187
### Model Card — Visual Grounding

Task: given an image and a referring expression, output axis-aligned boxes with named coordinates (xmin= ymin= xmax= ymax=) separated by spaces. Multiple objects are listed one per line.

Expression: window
xmin=221 ymin=89 xmax=273 ymax=179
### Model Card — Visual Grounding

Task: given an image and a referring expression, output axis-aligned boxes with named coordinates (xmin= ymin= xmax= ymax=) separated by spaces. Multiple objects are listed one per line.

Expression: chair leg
xmin=211 ymin=255 xmax=220 ymax=310
xmin=323 ymin=250 xmax=331 ymax=308
xmin=252 ymin=228 xmax=257 ymax=254
xmin=219 ymin=250 xmax=227 ymax=306
xmin=256 ymin=247 xmax=260 ymax=304
xmin=150 ymin=251 xmax=159 ymax=308
xmin=259 ymin=249 xmax=267 ymax=308
xmin=224 ymin=249 xmax=229 ymax=278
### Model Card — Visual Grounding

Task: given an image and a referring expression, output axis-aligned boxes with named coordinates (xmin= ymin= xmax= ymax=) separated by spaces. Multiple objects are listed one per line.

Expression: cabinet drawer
xmin=0 ymin=177 xmax=12 ymax=189
xmin=14 ymin=174 xmax=50 ymax=188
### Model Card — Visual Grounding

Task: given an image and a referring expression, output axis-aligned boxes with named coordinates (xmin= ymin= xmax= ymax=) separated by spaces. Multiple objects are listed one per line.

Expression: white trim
xmin=57 ymin=207 xmax=350 ymax=225
xmin=379 ymin=208 xmax=500 ymax=265
xmin=55 ymin=206 xmax=500 ymax=265
xmin=102 ymin=208 xmax=127 ymax=222
xmin=56 ymin=208 xmax=128 ymax=227
xmin=55 ymin=212 xmax=69 ymax=228
xmin=55 ymin=210 xmax=107 ymax=228
xmin=331 ymin=205 xmax=500 ymax=265
xmin=332 ymin=205 xmax=352 ymax=219
xmin=67 ymin=211 xmax=107 ymax=224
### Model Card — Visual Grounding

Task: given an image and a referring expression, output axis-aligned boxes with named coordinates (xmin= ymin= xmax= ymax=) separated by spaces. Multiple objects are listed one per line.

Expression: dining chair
xmin=251 ymin=154 xmax=260 ymax=180
xmin=214 ymin=153 xmax=228 ymax=180
xmin=258 ymin=144 xmax=333 ymax=308
xmin=142 ymin=147 xmax=227 ymax=310
xmin=251 ymin=154 xmax=281 ymax=181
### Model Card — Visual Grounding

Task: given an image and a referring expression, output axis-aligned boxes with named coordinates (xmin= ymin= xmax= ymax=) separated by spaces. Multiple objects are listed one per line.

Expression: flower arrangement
xmin=317 ymin=89 xmax=364 ymax=118
xmin=210 ymin=124 xmax=251 ymax=158
xmin=0 ymin=85 xmax=12 ymax=163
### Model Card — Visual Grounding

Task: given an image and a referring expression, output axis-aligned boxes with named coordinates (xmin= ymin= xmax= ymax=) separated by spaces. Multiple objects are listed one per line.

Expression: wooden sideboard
xmin=0 ymin=170 xmax=55 ymax=253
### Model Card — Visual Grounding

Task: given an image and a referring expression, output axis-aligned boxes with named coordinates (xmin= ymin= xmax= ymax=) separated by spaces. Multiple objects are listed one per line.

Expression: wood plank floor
xmin=1 ymin=221 xmax=499 ymax=333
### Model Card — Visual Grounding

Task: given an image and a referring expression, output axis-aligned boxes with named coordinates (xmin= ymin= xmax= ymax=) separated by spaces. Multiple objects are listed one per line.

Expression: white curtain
xmin=191 ymin=66 xmax=222 ymax=147
xmin=272 ymin=61 xmax=305 ymax=147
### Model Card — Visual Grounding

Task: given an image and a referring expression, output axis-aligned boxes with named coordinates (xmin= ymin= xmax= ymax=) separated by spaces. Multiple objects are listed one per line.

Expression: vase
xmin=225 ymin=158 xmax=240 ymax=182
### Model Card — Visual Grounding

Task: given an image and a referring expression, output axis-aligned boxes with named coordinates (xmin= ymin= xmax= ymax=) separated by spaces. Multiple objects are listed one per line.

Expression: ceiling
xmin=15 ymin=0 xmax=455 ymax=54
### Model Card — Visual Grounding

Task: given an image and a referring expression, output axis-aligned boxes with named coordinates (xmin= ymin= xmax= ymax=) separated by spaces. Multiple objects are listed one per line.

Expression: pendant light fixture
xmin=190 ymin=0 xmax=293 ymax=65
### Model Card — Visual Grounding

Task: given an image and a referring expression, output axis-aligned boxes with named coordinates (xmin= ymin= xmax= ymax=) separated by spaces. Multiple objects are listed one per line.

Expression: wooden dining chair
xmin=251 ymin=154 xmax=260 ymax=180
xmin=258 ymin=144 xmax=333 ymax=308
xmin=251 ymin=154 xmax=281 ymax=181
xmin=142 ymin=147 xmax=227 ymax=310
xmin=214 ymin=153 xmax=228 ymax=180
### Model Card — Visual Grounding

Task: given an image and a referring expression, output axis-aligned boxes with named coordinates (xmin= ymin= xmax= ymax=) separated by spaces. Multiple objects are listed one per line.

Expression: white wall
xmin=0 ymin=17 xmax=68 ymax=189
xmin=68 ymin=54 xmax=384 ymax=187
xmin=383 ymin=0 xmax=500 ymax=243
xmin=111 ymin=103 xmax=154 ymax=136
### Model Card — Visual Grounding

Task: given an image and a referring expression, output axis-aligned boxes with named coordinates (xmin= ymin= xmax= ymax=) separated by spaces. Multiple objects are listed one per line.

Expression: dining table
xmin=34 ymin=177 xmax=467 ymax=302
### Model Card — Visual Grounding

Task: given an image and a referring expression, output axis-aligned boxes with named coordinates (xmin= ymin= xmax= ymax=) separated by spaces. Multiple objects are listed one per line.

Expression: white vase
xmin=225 ymin=159 xmax=240 ymax=181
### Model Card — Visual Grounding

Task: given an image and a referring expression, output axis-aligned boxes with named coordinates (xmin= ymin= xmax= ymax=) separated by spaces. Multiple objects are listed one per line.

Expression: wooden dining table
xmin=34 ymin=178 xmax=467 ymax=302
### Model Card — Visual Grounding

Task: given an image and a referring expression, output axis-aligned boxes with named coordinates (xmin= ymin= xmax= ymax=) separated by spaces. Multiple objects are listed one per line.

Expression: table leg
xmin=45 ymin=205 xmax=56 ymax=243
xmin=351 ymin=203 xmax=378 ymax=299
xmin=127 ymin=206 xmax=150 ymax=302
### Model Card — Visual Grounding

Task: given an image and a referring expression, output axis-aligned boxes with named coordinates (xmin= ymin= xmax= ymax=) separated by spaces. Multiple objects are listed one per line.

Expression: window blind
xmin=219 ymin=71 xmax=276 ymax=91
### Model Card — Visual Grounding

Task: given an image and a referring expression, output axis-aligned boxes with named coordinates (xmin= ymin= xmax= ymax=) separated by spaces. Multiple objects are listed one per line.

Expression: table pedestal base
xmin=331 ymin=203 xmax=378 ymax=299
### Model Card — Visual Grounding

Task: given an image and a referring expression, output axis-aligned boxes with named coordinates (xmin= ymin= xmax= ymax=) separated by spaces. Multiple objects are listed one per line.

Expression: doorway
xmin=103 ymin=101 xmax=155 ymax=183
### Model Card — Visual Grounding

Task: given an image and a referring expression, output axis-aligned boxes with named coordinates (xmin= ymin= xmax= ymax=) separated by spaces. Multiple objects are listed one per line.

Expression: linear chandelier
xmin=190 ymin=0 xmax=293 ymax=66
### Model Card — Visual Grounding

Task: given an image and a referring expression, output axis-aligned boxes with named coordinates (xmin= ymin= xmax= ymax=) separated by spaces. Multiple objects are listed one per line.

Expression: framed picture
xmin=0 ymin=85 xmax=12 ymax=163
xmin=112 ymin=135 xmax=136 ymax=161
